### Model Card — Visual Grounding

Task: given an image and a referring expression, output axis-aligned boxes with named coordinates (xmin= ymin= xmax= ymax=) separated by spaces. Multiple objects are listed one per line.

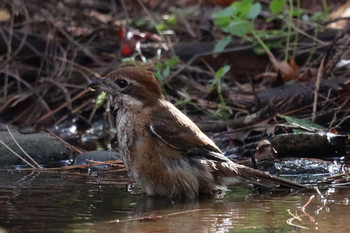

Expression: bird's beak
xmin=88 ymin=78 xmax=114 ymax=93
xmin=88 ymin=78 xmax=104 ymax=90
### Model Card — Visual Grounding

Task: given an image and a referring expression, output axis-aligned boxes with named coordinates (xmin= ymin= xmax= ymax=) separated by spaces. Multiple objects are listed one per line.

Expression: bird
xmin=88 ymin=66 xmax=305 ymax=198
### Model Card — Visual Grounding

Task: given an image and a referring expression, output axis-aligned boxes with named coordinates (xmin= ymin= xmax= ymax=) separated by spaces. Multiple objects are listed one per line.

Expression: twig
xmin=163 ymin=43 xmax=255 ymax=86
xmin=85 ymin=159 xmax=124 ymax=165
xmin=286 ymin=209 xmax=309 ymax=229
xmin=40 ymin=162 xmax=125 ymax=171
xmin=322 ymin=17 xmax=350 ymax=26
xmin=36 ymin=89 xmax=89 ymax=123
xmin=135 ymin=0 xmax=172 ymax=53
xmin=0 ymin=139 xmax=36 ymax=169
xmin=37 ymin=8 xmax=106 ymax=66
xmin=107 ymin=208 xmax=209 ymax=224
xmin=42 ymin=78 xmax=74 ymax=111
xmin=301 ymin=195 xmax=316 ymax=224
xmin=0 ymin=3 xmax=29 ymax=70
xmin=301 ymin=195 xmax=315 ymax=211
xmin=55 ymin=56 xmax=102 ymax=78
xmin=334 ymin=112 xmax=350 ymax=128
xmin=326 ymin=171 xmax=350 ymax=180
xmin=45 ymin=129 xmax=84 ymax=154
xmin=199 ymin=104 xmax=275 ymax=132
xmin=53 ymin=98 xmax=93 ymax=126
xmin=120 ymin=0 xmax=130 ymax=23
xmin=289 ymin=21 xmax=328 ymax=46
xmin=312 ymin=57 xmax=325 ymax=121
xmin=88 ymin=100 xmax=99 ymax=122
xmin=5 ymin=125 xmax=41 ymax=169
xmin=314 ymin=186 xmax=325 ymax=199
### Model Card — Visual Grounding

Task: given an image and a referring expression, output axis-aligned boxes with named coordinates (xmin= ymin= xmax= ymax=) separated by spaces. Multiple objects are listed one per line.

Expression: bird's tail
xmin=235 ymin=164 xmax=306 ymax=189
xmin=216 ymin=161 xmax=306 ymax=189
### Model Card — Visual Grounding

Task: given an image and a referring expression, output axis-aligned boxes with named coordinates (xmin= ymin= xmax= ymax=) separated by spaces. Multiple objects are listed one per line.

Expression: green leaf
xmin=156 ymin=23 xmax=165 ymax=31
xmin=247 ymin=3 xmax=261 ymax=19
xmin=311 ymin=11 xmax=329 ymax=21
xmin=278 ymin=114 xmax=325 ymax=133
xmin=214 ymin=36 xmax=231 ymax=53
xmin=167 ymin=56 xmax=180 ymax=68
xmin=165 ymin=14 xmax=177 ymax=25
xmin=162 ymin=66 xmax=170 ymax=78
xmin=212 ymin=6 xmax=236 ymax=19
xmin=269 ymin=0 xmax=286 ymax=14
xmin=311 ymin=11 xmax=324 ymax=21
xmin=156 ymin=62 xmax=163 ymax=70
xmin=213 ymin=16 xmax=232 ymax=27
xmin=232 ymin=0 xmax=253 ymax=18
xmin=215 ymin=65 xmax=231 ymax=79
xmin=96 ymin=91 xmax=107 ymax=106
xmin=223 ymin=19 xmax=252 ymax=37
xmin=135 ymin=19 xmax=149 ymax=27
xmin=287 ymin=8 xmax=304 ymax=17
xmin=154 ymin=73 xmax=161 ymax=80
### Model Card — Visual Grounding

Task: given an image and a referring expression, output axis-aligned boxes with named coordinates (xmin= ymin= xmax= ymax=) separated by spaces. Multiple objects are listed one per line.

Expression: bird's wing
xmin=150 ymin=101 xmax=306 ymax=190
xmin=149 ymin=102 xmax=227 ymax=162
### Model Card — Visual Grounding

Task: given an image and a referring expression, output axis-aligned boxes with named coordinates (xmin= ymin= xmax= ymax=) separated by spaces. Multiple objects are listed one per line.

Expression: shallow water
xmin=0 ymin=171 xmax=349 ymax=233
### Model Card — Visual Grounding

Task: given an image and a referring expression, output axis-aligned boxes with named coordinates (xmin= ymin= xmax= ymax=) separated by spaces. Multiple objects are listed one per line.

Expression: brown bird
xmin=88 ymin=67 xmax=305 ymax=198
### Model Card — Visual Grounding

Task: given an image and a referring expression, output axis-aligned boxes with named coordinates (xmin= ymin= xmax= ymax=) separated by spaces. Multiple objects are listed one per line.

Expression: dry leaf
xmin=268 ymin=53 xmax=299 ymax=81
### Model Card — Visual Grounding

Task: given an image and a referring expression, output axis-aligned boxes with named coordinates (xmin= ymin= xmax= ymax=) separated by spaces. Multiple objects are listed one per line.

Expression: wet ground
xmin=0 ymin=171 xmax=350 ymax=233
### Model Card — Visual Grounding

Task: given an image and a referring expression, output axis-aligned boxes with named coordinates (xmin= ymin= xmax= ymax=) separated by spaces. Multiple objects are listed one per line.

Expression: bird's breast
xmin=116 ymin=108 xmax=158 ymax=176
xmin=115 ymin=107 xmax=223 ymax=197
xmin=116 ymin=109 xmax=134 ymax=170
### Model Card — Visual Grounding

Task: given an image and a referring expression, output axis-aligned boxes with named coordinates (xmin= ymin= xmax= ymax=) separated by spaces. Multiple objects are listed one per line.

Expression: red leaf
xmin=118 ymin=25 xmax=125 ymax=40
xmin=122 ymin=44 xmax=131 ymax=56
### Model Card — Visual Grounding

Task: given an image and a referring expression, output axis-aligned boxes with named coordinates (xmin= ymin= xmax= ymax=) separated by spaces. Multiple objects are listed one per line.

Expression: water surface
xmin=0 ymin=171 xmax=349 ymax=233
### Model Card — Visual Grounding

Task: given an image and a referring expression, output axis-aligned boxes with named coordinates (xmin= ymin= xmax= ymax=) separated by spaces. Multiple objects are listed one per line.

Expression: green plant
xmin=95 ymin=91 xmax=107 ymax=107
xmin=311 ymin=0 xmax=330 ymax=21
xmin=212 ymin=0 xmax=330 ymax=61
xmin=121 ymin=53 xmax=140 ymax=65
xmin=278 ymin=114 xmax=325 ymax=133
xmin=213 ymin=0 xmax=332 ymax=61
xmin=208 ymin=65 xmax=231 ymax=119
xmin=156 ymin=14 xmax=177 ymax=31
xmin=270 ymin=0 xmax=286 ymax=14
xmin=212 ymin=0 xmax=271 ymax=55
xmin=155 ymin=56 xmax=180 ymax=81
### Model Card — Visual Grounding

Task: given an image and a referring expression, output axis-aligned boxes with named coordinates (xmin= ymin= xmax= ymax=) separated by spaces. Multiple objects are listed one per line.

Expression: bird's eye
xmin=116 ymin=79 xmax=128 ymax=88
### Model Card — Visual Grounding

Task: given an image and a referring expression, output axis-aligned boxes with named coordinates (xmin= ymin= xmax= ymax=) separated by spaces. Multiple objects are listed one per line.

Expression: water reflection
xmin=0 ymin=171 xmax=350 ymax=233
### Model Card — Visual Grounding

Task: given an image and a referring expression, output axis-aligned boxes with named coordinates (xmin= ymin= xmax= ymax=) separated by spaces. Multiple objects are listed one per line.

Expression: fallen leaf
xmin=268 ymin=53 xmax=299 ymax=81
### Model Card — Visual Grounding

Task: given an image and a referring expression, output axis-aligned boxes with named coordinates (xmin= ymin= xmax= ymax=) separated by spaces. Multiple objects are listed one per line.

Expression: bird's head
xmin=88 ymin=67 xmax=163 ymax=111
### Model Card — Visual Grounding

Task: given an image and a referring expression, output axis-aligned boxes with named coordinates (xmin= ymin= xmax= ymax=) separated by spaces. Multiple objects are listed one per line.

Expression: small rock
xmin=0 ymin=131 xmax=69 ymax=168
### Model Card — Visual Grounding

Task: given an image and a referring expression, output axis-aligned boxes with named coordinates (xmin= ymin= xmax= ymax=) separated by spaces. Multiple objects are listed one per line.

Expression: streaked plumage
xmin=88 ymin=67 xmax=305 ymax=198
